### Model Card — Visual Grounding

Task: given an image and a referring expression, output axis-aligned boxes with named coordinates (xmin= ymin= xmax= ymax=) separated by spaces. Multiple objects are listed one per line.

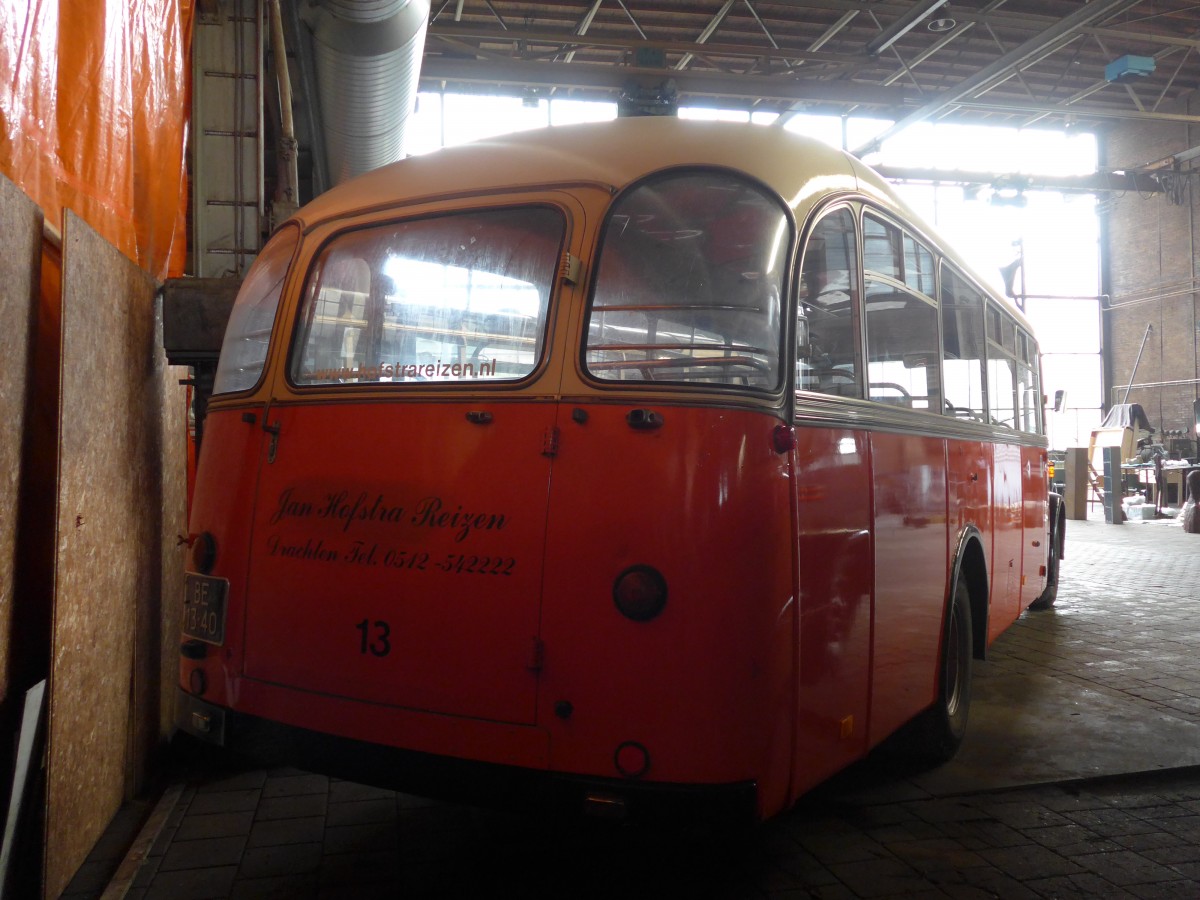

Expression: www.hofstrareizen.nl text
xmin=303 ymin=359 xmax=498 ymax=381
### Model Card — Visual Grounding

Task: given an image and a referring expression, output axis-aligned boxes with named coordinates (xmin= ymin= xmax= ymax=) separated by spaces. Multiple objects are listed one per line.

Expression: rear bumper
xmin=175 ymin=690 xmax=757 ymax=824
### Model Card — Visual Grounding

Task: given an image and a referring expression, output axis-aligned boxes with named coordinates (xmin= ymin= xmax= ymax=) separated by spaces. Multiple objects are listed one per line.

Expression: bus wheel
xmin=908 ymin=571 xmax=973 ymax=763
xmin=1029 ymin=509 xmax=1061 ymax=610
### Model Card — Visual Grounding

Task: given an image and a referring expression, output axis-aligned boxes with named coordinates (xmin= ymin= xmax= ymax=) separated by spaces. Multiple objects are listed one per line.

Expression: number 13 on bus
xmin=177 ymin=117 xmax=1065 ymax=823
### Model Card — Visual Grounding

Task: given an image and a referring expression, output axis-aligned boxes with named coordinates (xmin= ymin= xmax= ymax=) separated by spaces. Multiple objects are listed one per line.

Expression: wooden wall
xmin=42 ymin=211 xmax=188 ymax=900
xmin=0 ymin=176 xmax=42 ymax=708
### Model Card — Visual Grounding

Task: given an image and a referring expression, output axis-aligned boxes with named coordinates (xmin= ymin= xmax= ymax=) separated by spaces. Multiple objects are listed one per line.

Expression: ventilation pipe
xmin=302 ymin=0 xmax=430 ymax=186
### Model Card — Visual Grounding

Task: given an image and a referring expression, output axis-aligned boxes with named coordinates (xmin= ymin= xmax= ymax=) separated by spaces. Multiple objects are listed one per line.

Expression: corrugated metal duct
xmin=303 ymin=0 xmax=430 ymax=185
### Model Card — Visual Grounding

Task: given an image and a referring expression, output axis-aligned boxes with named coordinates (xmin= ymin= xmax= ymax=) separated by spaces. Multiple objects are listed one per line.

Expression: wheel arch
xmin=1049 ymin=491 xmax=1066 ymax=561
xmin=1027 ymin=491 xmax=1065 ymax=611
xmin=951 ymin=526 xmax=989 ymax=662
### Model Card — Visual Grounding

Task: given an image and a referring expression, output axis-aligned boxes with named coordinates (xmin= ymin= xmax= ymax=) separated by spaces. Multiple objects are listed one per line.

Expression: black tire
xmin=1030 ymin=505 xmax=1062 ymax=610
xmin=906 ymin=570 xmax=973 ymax=763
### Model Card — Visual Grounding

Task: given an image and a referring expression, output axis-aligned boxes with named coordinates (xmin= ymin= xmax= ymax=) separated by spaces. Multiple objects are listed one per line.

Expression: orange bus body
xmin=177 ymin=119 xmax=1060 ymax=822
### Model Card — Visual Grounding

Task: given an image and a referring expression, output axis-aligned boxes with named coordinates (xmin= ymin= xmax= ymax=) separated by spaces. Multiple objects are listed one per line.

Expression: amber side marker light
xmin=613 ymin=565 xmax=667 ymax=622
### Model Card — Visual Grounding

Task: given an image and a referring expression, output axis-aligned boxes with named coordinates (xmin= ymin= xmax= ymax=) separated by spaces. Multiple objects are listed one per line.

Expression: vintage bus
xmin=177 ymin=117 xmax=1065 ymax=822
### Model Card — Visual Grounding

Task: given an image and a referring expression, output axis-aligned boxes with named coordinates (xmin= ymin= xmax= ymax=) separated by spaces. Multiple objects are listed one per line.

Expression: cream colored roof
xmin=290 ymin=116 xmax=1033 ymax=331
xmin=294 ymin=117 xmax=867 ymax=227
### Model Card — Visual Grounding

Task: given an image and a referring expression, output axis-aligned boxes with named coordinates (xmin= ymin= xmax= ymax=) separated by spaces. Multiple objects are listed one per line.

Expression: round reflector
xmin=191 ymin=531 xmax=218 ymax=575
xmin=772 ymin=423 xmax=796 ymax=453
xmin=614 ymin=741 xmax=650 ymax=778
xmin=613 ymin=565 xmax=667 ymax=622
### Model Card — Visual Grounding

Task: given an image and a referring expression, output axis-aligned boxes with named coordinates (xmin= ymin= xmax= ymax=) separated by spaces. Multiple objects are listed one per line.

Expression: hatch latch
xmin=560 ymin=252 xmax=582 ymax=285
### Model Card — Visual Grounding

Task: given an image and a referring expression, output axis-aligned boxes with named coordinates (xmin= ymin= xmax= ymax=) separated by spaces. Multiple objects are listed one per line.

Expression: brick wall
xmin=1104 ymin=91 xmax=1200 ymax=448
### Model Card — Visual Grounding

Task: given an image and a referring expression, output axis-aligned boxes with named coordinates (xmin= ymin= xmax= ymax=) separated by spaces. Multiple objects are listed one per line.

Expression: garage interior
xmin=4 ymin=1 xmax=1200 ymax=897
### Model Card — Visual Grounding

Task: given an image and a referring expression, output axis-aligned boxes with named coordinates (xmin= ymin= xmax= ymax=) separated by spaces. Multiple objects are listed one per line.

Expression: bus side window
xmin=798 ymin=208 xmax=860 ymax=397
xmin=986 ymin=303 xmax=1019 ymax=429
xmin=863 ymin=214 xmax=940 ymax=411
xmin=940 ymin=266 xmax=988 ymax=422
xmin=1016 ymin=328 xmax=1041 ymax=433
xmin=1017 ymin=361 xmax=1040 ymax=433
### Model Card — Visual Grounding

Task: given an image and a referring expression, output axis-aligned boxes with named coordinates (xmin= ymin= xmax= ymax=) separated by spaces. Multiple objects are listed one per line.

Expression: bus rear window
xmin=291 ymin=207 xmax=563 ymax=386
xmin=584 ymin=171 xmax=788 ymax=392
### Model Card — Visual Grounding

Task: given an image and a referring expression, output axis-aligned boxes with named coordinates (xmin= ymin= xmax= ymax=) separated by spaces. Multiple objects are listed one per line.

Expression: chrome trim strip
xmin=793 ymin=392 xmax=1049 ymax=447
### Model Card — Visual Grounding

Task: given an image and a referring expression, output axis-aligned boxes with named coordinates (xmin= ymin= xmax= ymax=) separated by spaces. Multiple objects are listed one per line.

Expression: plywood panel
xmin=45 ymin=211 xmax=186 ymax=900
xmin=0 ymin=175 xmax=43 ymax=708
xmin=146 ymin=300 xmax=189 ymax=780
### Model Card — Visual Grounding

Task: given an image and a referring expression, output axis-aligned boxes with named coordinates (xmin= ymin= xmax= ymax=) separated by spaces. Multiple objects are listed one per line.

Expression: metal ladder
xmin=191 ymin=0 xmax=264 ymax=278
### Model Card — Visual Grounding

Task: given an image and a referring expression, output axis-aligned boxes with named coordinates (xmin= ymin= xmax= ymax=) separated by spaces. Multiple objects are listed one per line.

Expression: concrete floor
xmin=871 ymin=511 xmax=1200 ymax=801
xmin=67 ymin=508 xmax=1200 ymax=899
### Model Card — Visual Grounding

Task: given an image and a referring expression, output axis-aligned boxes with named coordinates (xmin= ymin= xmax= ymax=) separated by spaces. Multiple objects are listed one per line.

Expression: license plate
xmin=183 ymin=573 xmax=228 ymax=645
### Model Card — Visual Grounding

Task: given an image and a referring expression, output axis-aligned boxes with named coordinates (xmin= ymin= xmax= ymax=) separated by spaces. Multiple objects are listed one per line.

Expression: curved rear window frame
xmin=212 ymin=224 xmax=301 ymax=396
xmin=286 ymin=204 xmax=568 ymax=391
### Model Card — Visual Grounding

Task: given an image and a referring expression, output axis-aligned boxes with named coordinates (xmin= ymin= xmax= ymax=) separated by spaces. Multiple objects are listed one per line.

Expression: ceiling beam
xmin=562 ymin=0 xmax=604 ymax=63
xmin=1143 ymin=144 xmax=1200 ymax=170
xmin=866 ymin=0 xmax=951 ymax=57
xmin=418 ymin=57 xmax=912 ymax=108
xmin=425 ymin=24 xmax=862 ymax=67
xmin=880 ymin=0 xmax=1012 ymax=88
xmin=676 ymin=0 xmax=735 ymax=71
xmin=871 ymin=164 xmax=1170 ymax=194
xmin=1082 ymin=26 xmax=1200 ymax=51
xmin=852 ymin=0 xmax=1145 ymax=156
xmin=953 ymin=99 xmax=1200 ymax=124
xmin=417 ymin=55 xmax=1200 ymax=126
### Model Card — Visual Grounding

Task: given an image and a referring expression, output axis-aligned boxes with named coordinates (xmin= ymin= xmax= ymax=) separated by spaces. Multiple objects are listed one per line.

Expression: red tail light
xmin=613 ymin=565 xmax=668 ymax=622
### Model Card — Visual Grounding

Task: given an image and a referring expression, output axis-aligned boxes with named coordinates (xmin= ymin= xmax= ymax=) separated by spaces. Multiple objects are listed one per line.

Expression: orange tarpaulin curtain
xmin=1 ymin=7 xmax=192 ymax=895
xmin=0 ymin=0 xmax=192 ymax=281
xmin=0 ymin=0 xmax=194 ymax=718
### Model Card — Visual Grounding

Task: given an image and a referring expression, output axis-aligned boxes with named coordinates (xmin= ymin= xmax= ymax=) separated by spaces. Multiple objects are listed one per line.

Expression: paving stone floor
xmin=66 ymin=509 xmax=1200 ymax=899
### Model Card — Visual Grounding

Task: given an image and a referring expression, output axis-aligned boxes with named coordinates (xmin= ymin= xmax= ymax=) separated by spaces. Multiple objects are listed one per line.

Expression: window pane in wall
xmin=1048 ymin=405 xmax=1103 ymax=452
xmin=408 ymin=93 xmax=444 ymax=156
xmin=550 ymin=99 xmax=618 ymax=125
xmin=782 ymin=114 xmax=844 ymax=148
xmin=1024 ymin=297 xmax=1101 ymax=354
xmin=846 ymin=117 xmax=895 ymax=151
xmin=679 ymin=108 xmax=749 ymax=122
xmin=441 ymin=95 xmax=549 ymax=146
xmin=1042 ymin=353 xmax=1103 ymax=409
xmin=1020 ymin=194 xmax=1100 ymax=298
